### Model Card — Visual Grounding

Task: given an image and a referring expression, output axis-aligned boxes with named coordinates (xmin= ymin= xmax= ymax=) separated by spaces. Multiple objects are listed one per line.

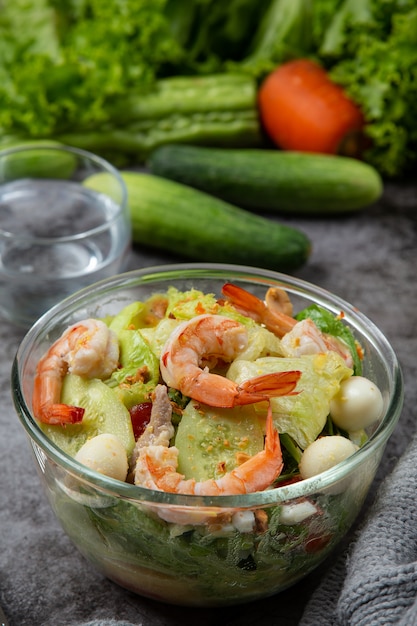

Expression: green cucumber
xmin=175 ymin=401 xmax=265 ymax=481
xmin=147 ymin=145 xmax=383 ymax=214
xmin=84 ymin=171 xmax=310 ymax=271
xmin=0 ymin=140 xmax=77 ymax=180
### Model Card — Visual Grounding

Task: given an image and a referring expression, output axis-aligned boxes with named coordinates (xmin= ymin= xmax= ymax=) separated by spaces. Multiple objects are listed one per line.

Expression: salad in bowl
xmin=12 ymin=264 xmax=403 ymax=607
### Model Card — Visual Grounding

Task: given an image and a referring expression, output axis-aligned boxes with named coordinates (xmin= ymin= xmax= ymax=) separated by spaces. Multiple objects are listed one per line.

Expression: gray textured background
xmin=1 ymin=180 xmax=416 ymax=625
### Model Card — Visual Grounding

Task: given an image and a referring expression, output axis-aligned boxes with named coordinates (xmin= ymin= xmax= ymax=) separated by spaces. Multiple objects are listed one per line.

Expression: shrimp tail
xmin=212 ymin=402 xmax=283 ymax=493
xmin=38 ymin=404 xmax=85 ymax=425
xmin=222 ymin=282 xmax=268 ymax=316
xmin=32 ymin=365 xmax=85 ymax=425
xmin=266 ymin=402 xmax=279 ymax=451
xmin=263 ymin=401 xmax=282 ymax=473
xmin=236 ymin=370 xmax=301 ymax=405
xmin=222 ymin=283 xmax=295 ymax=337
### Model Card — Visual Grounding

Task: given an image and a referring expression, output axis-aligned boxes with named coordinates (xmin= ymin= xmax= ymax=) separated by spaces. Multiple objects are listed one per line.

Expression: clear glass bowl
xmin=12 ymin=264 xmax=403 ymax=607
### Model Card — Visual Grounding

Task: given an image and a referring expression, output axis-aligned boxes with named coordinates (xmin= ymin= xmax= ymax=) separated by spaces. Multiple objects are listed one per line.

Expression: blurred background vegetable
xmin=258 ymin=59 xmax=365 ymax=156
xmin=312 ymin=0 xmax=417 ymax=177
xmin=56 ymin=74 xmax=262 ymax=164
xmin=1 ymin=0 xmax=416 ymax=177
xmin=84 ymin=170 xmax=312 ymax=271
xmin=148 ymin=145 xmax=383 ymax=214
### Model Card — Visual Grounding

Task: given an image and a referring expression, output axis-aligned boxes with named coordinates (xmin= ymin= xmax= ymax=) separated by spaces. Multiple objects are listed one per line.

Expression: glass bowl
xmin=12 ymin=264 xmax=403 ymax=607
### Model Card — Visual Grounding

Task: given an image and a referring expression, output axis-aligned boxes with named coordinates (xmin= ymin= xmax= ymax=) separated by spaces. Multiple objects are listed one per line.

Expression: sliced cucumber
xmin=39 ymin=374 xmax=135 ymax=458
xmin=175 ymin=400 xmax=265 ymax=481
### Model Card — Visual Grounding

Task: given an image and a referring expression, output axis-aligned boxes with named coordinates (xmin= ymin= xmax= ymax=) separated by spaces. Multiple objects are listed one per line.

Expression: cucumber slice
xmin=39 ymin=374 xmax=135 ymax=458
xmin=175 ymin=400 xmax=265 ymax=481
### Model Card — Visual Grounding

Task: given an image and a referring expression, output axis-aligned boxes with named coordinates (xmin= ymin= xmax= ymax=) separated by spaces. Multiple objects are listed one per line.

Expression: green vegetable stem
xmin=240 ymin=0 xmax=314 ymax=74
xmin=56 ymin=74 xmax=262 ymax=164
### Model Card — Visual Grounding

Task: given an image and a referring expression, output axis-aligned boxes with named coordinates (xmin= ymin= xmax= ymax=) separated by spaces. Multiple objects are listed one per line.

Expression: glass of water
xmin=0 ymin=144 xmax=131 ymax=327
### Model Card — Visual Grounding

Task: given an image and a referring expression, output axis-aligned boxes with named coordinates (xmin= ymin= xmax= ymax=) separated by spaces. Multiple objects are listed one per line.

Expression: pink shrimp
xmin=222 ymin=283 xmax=354 ymax=368
xmin=222 ymin=283 xmax=295 ymax=337
xmin=160 ymin=314 xmax=301 ymax=407
xmin=32 ymin=319 xmax=119 ymax=425
xmin=134 ymin=403 xmax=283 ymax=495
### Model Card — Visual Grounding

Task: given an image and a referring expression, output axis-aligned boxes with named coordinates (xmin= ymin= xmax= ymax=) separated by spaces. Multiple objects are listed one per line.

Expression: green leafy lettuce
xmin=227 ymin=352 xmax=352 ymax=449
xmin=0 ymin=0 xmax=184 ymax=136
xmin=0 ymin=0 xmax=312 ymax=144
xmin=317 ymin=0 xmax=417 ymax=177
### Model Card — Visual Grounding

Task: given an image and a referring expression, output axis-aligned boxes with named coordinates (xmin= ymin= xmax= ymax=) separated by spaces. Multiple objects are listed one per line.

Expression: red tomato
xmin=129 ymin=402 xmax=152 ymax=439
xmin=258 ymin=59 xmax=365 ymax=156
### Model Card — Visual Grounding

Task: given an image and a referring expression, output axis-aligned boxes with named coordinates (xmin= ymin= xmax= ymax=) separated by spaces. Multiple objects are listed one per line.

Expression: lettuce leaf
xmin=318 ymin=0 xmax=417 ymax=177
xmin=227 ymin=353 xmax=352 ymax=449
xmin=0 ymin=0 xmax=184 ymax=136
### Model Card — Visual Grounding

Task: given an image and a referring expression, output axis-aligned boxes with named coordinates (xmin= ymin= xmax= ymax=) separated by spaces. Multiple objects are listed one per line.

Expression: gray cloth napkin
xmin=299 ymin=434 xmax=417 ymax=626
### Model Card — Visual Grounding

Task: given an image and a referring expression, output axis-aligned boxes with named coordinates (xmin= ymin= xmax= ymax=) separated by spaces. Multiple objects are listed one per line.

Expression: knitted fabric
xmin=299 ymin=436 xmax=417 ymax=626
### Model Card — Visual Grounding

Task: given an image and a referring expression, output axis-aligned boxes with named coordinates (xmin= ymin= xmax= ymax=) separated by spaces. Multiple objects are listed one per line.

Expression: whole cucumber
xmin=0 ymin=140 xmax=77 ymax=180
xmin=84 ymin=171 xmax=311 ymax=271
xmin=147 ymin=145 xmax=383 ymax=214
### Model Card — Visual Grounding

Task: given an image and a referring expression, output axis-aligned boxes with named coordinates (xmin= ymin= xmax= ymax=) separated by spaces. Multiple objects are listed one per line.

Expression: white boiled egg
xmin=75 ymin=433 xmax=128 ymax=481
xmin=330 ymin=375 xmax=384 ymax=432
xmin=299 ymin=435 xmax=358 ymax=480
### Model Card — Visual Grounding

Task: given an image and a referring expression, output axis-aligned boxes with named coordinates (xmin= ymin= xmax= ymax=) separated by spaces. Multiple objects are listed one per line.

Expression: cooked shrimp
xmin=222 ymin=283 xmax=295 ymax=337
xmin=134 ymin=403 xmax=283 ymax=495
xmin=222 ymin=283 xmax=354 ymax=368
xmin=33 ymin=319 xmax=119 ymax=425
xmin=160 ymin=314 xmax=301 ymax=407
xmin=281 ymin=317 xmax=353 ymax=367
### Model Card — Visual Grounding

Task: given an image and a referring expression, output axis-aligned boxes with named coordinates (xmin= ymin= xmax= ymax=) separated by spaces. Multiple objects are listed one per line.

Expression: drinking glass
xmin=0 ymin=144 xmax=130 ymax=327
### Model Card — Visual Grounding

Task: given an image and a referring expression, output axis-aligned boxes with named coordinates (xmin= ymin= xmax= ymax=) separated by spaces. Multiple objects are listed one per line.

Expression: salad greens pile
xmin=1 ymin=0 xmax=416 ymax=176
xmin=72 ymin=490 xmax=352 ymax=604
xmin=55 ymin=477 xmax=357 ymax=605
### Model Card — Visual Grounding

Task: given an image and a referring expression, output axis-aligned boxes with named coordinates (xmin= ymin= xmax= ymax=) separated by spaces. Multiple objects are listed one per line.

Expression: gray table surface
xmin=1 ymin=180 xmax=416 ymax=626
